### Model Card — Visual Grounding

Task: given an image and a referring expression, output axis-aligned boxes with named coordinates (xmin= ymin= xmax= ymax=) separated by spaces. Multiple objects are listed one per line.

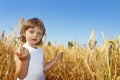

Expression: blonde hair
xmin=19 ymin=18 xmax=46 ymax=45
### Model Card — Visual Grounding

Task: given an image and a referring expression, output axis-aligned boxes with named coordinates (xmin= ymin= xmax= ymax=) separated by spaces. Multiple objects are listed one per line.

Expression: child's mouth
xmin=32 ymin=39 xmax=37 ymax=41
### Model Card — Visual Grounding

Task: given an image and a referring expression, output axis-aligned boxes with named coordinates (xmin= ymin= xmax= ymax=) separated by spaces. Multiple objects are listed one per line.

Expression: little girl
xmin=15 ymin=18 xmax=63 ymax=80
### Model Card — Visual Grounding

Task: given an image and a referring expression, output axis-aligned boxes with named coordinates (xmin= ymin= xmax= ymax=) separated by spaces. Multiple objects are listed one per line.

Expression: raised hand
xmin=15 ymin=46 xmax=30 ymax=61
xmin=55 ymin=52 xmax=64 ymax=60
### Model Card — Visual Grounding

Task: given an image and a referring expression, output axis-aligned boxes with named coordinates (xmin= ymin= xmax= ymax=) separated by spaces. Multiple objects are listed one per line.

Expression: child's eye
xmin=37 ymin=32 xmax=42 ymax=36
xmin=29 ymin=30 xmax=34 ymax=34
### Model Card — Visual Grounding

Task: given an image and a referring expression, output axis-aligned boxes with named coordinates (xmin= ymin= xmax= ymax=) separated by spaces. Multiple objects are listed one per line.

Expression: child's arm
xmin=15 ymin=46 xmax=30 ymax=79
xmin=44 ymin=52 xmax=63 ymax=72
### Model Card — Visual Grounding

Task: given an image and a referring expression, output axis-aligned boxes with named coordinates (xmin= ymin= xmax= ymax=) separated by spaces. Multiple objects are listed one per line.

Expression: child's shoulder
xmin=37 ymin=46 xmax=44 ymax=52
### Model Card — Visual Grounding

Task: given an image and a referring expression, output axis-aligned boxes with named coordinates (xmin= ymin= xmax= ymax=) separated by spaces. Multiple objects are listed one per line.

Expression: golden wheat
xmin=0 ymin=22 xmax=120 ymax=80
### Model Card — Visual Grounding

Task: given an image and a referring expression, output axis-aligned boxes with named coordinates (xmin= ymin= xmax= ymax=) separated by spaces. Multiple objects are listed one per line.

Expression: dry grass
xmin=0 ymin=35 xmax=16 ymax=80
xmin=0 ymin=23 xmax=120 ymax=80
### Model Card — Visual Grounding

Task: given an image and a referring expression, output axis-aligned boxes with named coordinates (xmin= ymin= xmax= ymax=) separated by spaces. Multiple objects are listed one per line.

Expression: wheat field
xmin=0 ymin=26 xmax=120 ymax=80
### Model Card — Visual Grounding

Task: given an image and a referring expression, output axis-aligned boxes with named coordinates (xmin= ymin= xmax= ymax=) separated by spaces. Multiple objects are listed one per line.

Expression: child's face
xmin=24 ymin=27 xmax=43 ymax=47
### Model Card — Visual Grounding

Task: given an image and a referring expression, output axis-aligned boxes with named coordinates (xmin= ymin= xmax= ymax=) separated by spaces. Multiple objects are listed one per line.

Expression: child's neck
xmin=25 ymin=42 xmax=37 ymax=49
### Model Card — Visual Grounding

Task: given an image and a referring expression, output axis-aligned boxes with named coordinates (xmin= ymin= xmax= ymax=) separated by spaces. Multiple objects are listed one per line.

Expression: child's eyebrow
xmin=29 ymin=28 xmax=34 ymax=30
xmin=29 ymin=27 xmax=34 ymax=29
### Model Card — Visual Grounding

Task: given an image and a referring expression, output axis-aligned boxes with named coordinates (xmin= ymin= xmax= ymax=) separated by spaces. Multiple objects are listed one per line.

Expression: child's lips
xmin=32 ymin=39 xmax=37 ymax=41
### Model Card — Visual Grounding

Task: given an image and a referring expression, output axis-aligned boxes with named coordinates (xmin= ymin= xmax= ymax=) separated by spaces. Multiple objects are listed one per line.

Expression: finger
xmin=16 ymin=46 xmax=23 ymax=57
xmin=20 ymin=46 xmax=24 ymax=51
xmin=61 ymin=52 xmax=64 ymax=55
xmin=57 ymin=53 xmax=63 ymax=59
xmin=60 ymin=52 xmax=63 ymax=57
xmin=23 ymin=48 xmax=29 ymax=55
xmin=60 ymin=52 xmax=64 ymax=58
xmin=24 ymin=48 xmax=28 ymax=52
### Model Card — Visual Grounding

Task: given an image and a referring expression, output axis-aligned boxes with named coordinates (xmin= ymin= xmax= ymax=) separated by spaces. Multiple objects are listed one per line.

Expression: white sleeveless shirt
xmin=17 ymin=43 xmax=45 ymax=80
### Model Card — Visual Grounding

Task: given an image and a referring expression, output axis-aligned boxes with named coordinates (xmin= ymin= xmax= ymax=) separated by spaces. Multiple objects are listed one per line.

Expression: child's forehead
xmin=28 ymin=27 xmax=43 ymax=31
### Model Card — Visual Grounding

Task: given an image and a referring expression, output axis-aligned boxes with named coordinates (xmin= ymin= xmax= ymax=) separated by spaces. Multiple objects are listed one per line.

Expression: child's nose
xmin=33 ymin=32 xmax=37 ymax=36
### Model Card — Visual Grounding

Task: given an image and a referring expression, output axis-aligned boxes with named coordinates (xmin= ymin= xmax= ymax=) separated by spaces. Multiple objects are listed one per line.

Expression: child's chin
xmin=31 ymin=42 xmax=37 ymax=45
